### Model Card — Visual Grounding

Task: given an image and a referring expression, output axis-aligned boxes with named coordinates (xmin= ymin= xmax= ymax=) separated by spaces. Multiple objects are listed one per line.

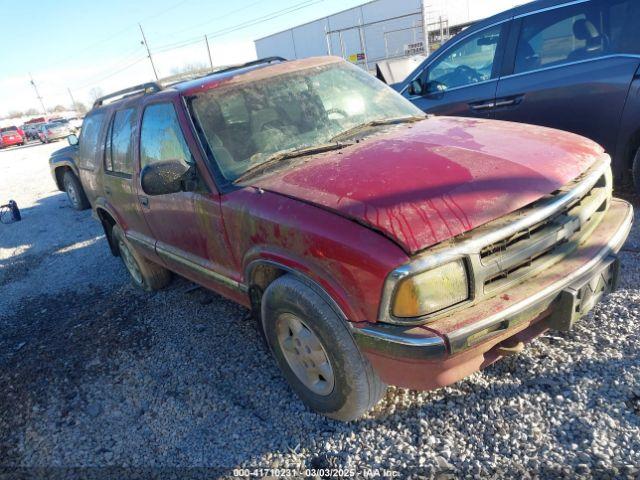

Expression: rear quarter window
xmin=78 ymin=112 xmax=106 ymax=170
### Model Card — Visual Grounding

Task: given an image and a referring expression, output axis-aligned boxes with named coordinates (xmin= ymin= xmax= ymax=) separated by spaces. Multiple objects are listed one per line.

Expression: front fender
xmin=222 ymin=188 xmax=409 ymax=323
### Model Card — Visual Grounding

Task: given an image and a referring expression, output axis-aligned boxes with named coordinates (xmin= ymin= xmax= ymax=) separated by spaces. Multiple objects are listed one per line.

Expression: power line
xmin=152 ymin=0 xmax=323 ymax=54
xmin=73 ymin=56 xmax=149 ymax=90
xmin=33 ymin=0 xmax=193 ymax=72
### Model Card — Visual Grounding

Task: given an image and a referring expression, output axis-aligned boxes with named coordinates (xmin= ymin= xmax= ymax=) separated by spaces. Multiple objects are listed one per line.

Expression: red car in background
xmin=0 ymin=128 xmax=25 ymax=148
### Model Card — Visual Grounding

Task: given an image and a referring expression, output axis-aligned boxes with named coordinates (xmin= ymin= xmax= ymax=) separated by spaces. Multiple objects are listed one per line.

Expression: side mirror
xmin=424 ymin=80 xmax=447 ymax=98
xmin=141 ymin=160 xmax=193 ymax=196
xmin=407 ymin=79 xmax=423 ymax=96
xmin=67 ymin=134 xmax=79 ymax=146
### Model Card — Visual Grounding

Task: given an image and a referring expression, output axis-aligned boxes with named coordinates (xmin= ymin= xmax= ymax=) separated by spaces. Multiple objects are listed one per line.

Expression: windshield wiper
xmin=233 ymin=142 xmax=353 ymax=184
xmin=330 ymin=115 xmax=426 ymax=142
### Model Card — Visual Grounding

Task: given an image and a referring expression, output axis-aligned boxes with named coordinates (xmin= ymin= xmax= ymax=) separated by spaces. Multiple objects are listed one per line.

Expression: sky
xmin=0 ymin=0 xmax=367 ymax=117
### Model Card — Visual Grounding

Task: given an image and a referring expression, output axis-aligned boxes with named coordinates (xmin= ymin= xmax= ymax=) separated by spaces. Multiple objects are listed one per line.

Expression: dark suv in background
xmin=397 ymin=0 xmax=640 ymax=190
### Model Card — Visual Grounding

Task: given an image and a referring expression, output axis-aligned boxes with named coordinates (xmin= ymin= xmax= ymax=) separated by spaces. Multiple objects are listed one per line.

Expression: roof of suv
xmin=91 ymin=56 xmax=342 ymax=111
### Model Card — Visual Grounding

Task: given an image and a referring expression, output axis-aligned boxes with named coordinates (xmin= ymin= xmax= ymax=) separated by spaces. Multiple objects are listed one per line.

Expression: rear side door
xmin=136 ymin=101 xmax=240 ymax=294
xmin=101 ymin=107 xmax=156 ymax=255
xmin=76 ymin=111 xmax=107 ymax=205
xmin=494 ymin=0 xmax=640 ymax=161
xmin=401 ymin=21 xmax=510 ymax=118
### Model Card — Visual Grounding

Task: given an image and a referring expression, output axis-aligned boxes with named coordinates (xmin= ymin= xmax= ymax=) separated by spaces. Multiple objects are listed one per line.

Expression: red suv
xmin=74 ymin=57 xmax=632 ymax=420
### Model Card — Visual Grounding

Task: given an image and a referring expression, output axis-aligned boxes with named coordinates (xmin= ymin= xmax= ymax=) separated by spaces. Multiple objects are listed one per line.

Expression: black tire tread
xmin=261 ymin=274 xmax=386 ymax=421
xmin=633 ymin=148 xmax=640 ymax=194
xmin=62 ymin=170 xmax=90 ymax=210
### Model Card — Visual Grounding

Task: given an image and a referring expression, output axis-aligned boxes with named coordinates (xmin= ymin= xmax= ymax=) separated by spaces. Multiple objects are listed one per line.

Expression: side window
xmin=140 ymin=103 xmax=192 ymax=168
xmin=514 ymin=1 xmax=605 ymax=74
xmin=426 ymin=24 xmax=502 ymax=91
xmin=606 ymin=0 xmax=640 ymax=54
xmin=77 ymin=112 xmax=106 ymax=169
xmin=105 ymin=108 xmax=135 ymax=175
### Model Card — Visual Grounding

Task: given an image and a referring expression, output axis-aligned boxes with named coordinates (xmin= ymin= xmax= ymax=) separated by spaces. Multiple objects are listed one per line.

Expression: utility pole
xmin=139 ymin=23 xmax=159 ymax=80
xmin=205 ymin=35 xmax=213 ymax=70
xmin=67 ymin=88 xmax=77 ymax=109
xmin=29 ymin=73 xmax=47 ymax=115
xmin=422 ymin=0 xmax=431 ymax=56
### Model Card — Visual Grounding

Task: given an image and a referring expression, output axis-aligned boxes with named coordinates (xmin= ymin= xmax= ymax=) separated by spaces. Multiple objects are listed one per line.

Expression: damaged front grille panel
xmin=480 ymin=169 xmax=611 ymax=293
xmin=377 ymin=156 xmax=613 ymax=325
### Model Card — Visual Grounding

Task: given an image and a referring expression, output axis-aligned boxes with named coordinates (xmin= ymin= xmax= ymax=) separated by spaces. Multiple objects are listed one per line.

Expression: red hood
xmin=252 ymin=117 xmax=605 ymax=254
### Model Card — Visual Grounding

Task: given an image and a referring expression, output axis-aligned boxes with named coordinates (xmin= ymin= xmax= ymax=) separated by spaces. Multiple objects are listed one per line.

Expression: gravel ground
xmin=0 ymin=141 xmax=639 ymax=478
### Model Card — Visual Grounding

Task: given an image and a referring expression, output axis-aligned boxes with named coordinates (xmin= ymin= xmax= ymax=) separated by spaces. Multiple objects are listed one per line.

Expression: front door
xmin=402 ymin=22 xmax=510 ymax=119
xmin=493 ymin=0 xmax=640 ymax=162
xmin=136 ymin=101 xmax=238 ymax=294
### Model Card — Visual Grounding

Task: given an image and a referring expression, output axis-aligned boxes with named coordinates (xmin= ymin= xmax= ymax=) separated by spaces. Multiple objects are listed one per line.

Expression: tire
xmin=261 ymin=274 xmax=386 ymax=421
xmin=633 ymin=148 xmax=640 ymax=194
xmin=62 ymin=171 xmax=90 ymax=210
xmin=112 ymin=225 xmax=171 ymax=291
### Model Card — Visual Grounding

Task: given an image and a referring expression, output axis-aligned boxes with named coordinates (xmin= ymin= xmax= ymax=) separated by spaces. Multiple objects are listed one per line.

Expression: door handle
xmin=104 ymin=187 xmax=111 ymax=196
xmin=469 ymin=100 xmax=496 ymax=111
xmin=494 ymin=95 xmax=524 ymax=109
xmin=139 ymin=196 xmax=149 ymax=207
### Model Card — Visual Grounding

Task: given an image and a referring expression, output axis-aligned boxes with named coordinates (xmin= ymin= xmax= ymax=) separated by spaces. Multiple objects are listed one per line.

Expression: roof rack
xmin=93 ymin=82 xmax=162 ymax=108
xmin=91 ymin=57 xmax=287 ymax=109
xmin=209 ymin=56 xmax=287 ymax=76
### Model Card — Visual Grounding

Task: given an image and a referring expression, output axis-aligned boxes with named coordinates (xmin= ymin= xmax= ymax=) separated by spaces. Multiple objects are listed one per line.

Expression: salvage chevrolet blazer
xmin=75 ymin=57 xmax=633 ymax=421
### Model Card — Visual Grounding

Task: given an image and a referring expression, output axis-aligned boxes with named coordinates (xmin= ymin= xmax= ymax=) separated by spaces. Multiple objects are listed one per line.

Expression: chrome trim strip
xmin=350 ymin=325 xmax=445 ymax=348
xmin=447 ymin=201 xmax=633 ymax=348
xmin=514 ymin=0 xmax=590 ymax=19
xmin=156 ymin=243 xmax=248 ymax=292
xmin=500 ymin=54 xmax=640 ymax=82
xmin=405 ymin=79 xmax=498 ymax=100
xmin=126 ymin=231 xmax=156 ymax=252
xmin=377 ymin=156 xmax=611 ymax=324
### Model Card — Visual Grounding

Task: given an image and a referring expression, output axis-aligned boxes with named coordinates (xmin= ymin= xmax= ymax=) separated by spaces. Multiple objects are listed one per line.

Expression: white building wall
xmin=255 ymin=0 xmax=532 ymax=63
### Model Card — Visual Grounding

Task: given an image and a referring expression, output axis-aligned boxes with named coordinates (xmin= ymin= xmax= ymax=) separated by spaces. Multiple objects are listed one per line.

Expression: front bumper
xmin=350 ymin=198 xmax=633 ymax=390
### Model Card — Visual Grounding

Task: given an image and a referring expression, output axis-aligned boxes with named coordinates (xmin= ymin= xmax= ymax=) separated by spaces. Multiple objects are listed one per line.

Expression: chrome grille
xmin=377 ymin=156 xmax=613 ymax=325
xmin=479 ymin=168 xmax=611 ymax=293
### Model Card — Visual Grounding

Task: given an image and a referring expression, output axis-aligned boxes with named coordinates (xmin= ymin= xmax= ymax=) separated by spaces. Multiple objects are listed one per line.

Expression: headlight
xmin=392 ymin=259 xmax=469 ymax=318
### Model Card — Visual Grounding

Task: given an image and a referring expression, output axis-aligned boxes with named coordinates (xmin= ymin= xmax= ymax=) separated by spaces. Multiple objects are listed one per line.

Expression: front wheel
xmin=261 ymin=275 xmax=386 ymax=421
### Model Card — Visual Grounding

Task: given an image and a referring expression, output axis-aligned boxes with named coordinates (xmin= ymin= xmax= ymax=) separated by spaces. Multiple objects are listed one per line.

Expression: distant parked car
xmin=397 ymin=0 xmax=640 ymax=191
xmin=22 ymin=124 xmax=42 ymax=140
xmin=38 ymin=122 xmax=71 ymax=143
xmin=0 ymin=128 xmax=25 ymax=148
xmin=48 ymin=134 xmax=90 ymax=210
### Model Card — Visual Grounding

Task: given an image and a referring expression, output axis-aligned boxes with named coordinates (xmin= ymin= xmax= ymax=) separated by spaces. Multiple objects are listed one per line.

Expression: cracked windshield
xmin=189 ymin=61 xmax=423 ymax=182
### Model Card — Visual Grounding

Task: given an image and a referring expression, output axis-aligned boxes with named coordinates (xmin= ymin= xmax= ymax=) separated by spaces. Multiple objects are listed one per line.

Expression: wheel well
xmin=248 ymin=263 xmax=287 ymax=315
xmin=625 ymin=128 xmax=640 ymax=171
xmin=54 ymin=166 xmax=72 ymax=191
xmin=96 ymin=208 xmax=119 ymax=257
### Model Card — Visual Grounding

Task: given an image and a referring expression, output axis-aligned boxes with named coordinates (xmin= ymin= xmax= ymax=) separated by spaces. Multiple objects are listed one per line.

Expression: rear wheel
xmin=261 ymin=274 xmax=386 ymax=421
xmin=62 ymin=171 xmax=90 ymax=210
xmin=112 ymin=225 xmax=171 ymax=291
